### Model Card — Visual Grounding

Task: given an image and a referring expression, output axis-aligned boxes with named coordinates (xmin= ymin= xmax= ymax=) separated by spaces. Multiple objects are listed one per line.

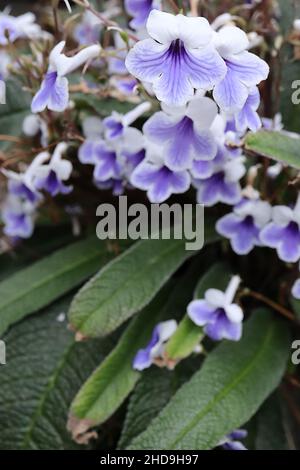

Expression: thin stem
xmin=241 ymin=288 xmax=296 ymax=322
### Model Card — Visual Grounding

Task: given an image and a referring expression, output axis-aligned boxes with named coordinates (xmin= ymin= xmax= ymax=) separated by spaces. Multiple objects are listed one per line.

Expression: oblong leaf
xmin=128 ymin=311 xmax=290 ymax=450
xmin=0 ymin=298 xmax=114 ymax=450
xmin=69 ymin=223 xmax=218 ymax=338
xmin=0 ymin=237 xmax=124 ymax=335
xmin=245 ymin=131 xmax=300 ymax=169
xmin=68 ymin=285 xmax=171 ymax=443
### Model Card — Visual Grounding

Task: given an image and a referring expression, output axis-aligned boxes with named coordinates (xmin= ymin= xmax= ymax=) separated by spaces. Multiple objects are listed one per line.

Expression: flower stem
xmin=241 ymin=288 xmax=296 ymax=322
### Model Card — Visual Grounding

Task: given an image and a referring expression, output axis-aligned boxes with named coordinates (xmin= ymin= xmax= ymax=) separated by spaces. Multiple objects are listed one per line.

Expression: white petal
xmin=82 ymin=116 xmax=103 ymax=139
xmin=205 ymin=288 xmax=226 ymax=308
xmin=186 ymin=96 xmax=218 ymax=129
xmin=224 ymin=158 xmax=246 ymax=182
xmin=53 ymin=44 xmax=101 ymax=76
xmin=49 ymin=41 xmax=66 ymax=71
xmin=161 ymin=102 xmax=186 ymax=117
xmin=254 ymin=201 xmax=272 ymax=227
xmin=273 ymin=206 xmax=294 ymax=226
xmin=121 ymin=127 xmax=145 ymax=153
xmin=214 ymin=26 xmax=249 ymax=58
xmin=157 ymin=320 xmax=177 ymax=342
xmin=177 ymin=15 xmax=212 ymax=49
xmin=225 ymin=304 xmax=244 ymax=323
xmin=146 ymin=10 xmax=178 ymax=45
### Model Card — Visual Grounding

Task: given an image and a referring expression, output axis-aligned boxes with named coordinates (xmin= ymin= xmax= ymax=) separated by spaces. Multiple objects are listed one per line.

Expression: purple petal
xmin=125 ymin=0 xmax=154 ymax=30
xmin=197 ymin=172 xmax=241 ymax=207
xmin=31 ymin=72 xmax=69 ymax=113
xmin=261 ymin=222 xmax=300 ymax=263
xmin=205 ymin=310 xmax=242 ymax=341
xmin=217 ymin=214 xmax=260 ymax=255
xmin=78 ymin=140 xmax=97 ymax=164
xmin=187 ymin=300 xmax=216 ymax=326
xmin=191 ymin=160 xmax=214 ymax=179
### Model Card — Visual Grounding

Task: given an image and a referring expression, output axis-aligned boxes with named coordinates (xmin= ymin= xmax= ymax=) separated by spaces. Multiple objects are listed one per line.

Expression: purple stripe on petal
xmin=187 ymin=300 xmax=216 ymax=326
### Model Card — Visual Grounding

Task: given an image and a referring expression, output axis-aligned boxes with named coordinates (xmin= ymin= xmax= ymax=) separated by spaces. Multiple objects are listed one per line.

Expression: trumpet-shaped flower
xmin=2 ymin=195 xmax=36 ymax=239
xmin=103 ymin=102 xmax=151 ymax=140
xmin=31 ymin=41 xmax=101 ymax=113
xmin=188 ymin=275 xmax=243 ymax=341
xmin=125 ymin=10 xmax=226 ymax=106
xmin=194 ymin=155 xmax=246 ymax=207
xmin=260 ymin=195 xmax=300 ymax=263
xmin=213 ymin=26 xmax=269 ymax=113
xmin=34 ymin=143 xmax=73 ymax=196
xmin=216 ymin=198 xmax=272 ymax=255
xmin=143 ymin=97 xmax=218 ymax=171
xmin=133 ymin=320 xmax=177 ymax=370
xmin=131 ymin=143 xmax=191 ymax=203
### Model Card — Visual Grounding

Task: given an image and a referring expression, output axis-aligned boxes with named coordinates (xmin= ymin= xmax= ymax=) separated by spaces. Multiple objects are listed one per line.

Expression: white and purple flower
xmin=194 ymin=154 xmax=246 ymax=207
xmin=31 ymin=41 xmax=101 ymax=113
xmin=103 ymin=101 xmax=151 ymax=140
xmin=34 ymin=143 xmax=73 ymax=196
xmin=213 ymin=26 xmax=269 ymax=113
xmin=143 ymin=96 xmax=218 ymax=171
xmin=219 ymin=429 xmax=248 ymax=450
xmin=0 ymin=11 xmax=47 ymax=45
xmin=260 ymin=195 xmax=300 ymax=263
xmin=133 ymin=319 xmax=177 ymax=371
xmin=131 ymin=142 xmax=191 ymax=203
xmin=216 ymin=197 xmax=272 ymax=255
xmin=188 ymin=275 xmax=243 ymax=341
xmin=2 ymin=195 xmax=35 ymax=239
xmin=125 ymin=10 xmax=226 ymax=106
xmin=125 ymin=0 xmax=161 ymax=30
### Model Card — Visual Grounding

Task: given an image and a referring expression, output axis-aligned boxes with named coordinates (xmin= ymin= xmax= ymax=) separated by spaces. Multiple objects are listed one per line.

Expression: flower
xmin=0 ymin=11 xmax=46 ymax=45
xmin=31 ymin=41 xmax=101 ymax=113
xmin=218 ymin=429 xmax=248 ymax=450
xmin=234 ymin=86 xmax=261 ymax=133
xmin=2 ymin=195 xmax=35 ymax=239
xmin=131 ymin=143 xmax=191 ymax=203
xmin=187 ymin=275 xmax=243 ymax=341
xmin=213 ymin=26 xmax=269 ymax=113
xmin=194 ymin=154 xmax=246 ymax=207
xmin=133 ymin=320 xmax=177 ymax=370
xmin=125 ymin=0 xmax=161 ymax=30
xmin=34 ymin=143 xmax=73 ymax=196
xmin=143 ymin=96 xmax=218 ymax=171
xmin=103 ymin=102 xmax=151 ymax=140
xmin=216 ymin=197 xmax=272 ymax=255
xmin=74 ymin=11 xmax=102 ymax=45
xmin=260 ymin=194 xmax=300 ymax=263
xmin=125 ymin=10 xmax=226 ymax=106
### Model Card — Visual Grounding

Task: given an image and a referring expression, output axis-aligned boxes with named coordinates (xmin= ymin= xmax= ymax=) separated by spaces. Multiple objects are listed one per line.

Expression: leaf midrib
xmin=168 ymin=322 xmax=275 ymax=449
xmin=0 ymin=246 xmax=104 ymax=314
xmin=75 ymin=238 xmax=188 ymax=332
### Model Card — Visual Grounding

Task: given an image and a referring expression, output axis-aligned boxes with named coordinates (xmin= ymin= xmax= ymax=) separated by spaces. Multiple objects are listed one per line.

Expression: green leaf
xmin=118 ymin=362 xmax=199 ymax=449
xmin=244 ymin=131 xmax=300 ymax=169
xmin=0 ymin=298 xmax=114 ymax=450
xmin=68 ymin=261 xmax=203 ymax=442
xmin=69 ymin=222 xmax=219 ymax=338
xmin=0 ymin=237 xmax=126 ymax=336
xmin=165 ymin=263 xmax=231 ymax=361
xmin=73 ymin=94 xmax=135 ymax=117
xmin=128 ymin=311 xmax=290 ymax=450
xmin=278 ymin=0 xmax=300 ymax=132
xmin=68 ymin=285 xmax=171 ymax=442
xmin=0 ymin=80 xmax=31 ymax=151
xmin=254 ymin=393 xmax=288 ymax=450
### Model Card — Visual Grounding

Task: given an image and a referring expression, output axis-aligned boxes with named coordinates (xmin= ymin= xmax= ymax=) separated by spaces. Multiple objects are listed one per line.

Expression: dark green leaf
xmin=128 ymin=312 xmax=290 ymax=450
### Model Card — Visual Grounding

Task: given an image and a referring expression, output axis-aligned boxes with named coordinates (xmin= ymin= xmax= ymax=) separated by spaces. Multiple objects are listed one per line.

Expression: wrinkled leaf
xmin=69 ymin=221 xmax=218 ymax=338
xmin=0 ymin=299 xmax=114 ymax=450
xmin=245 ymin=131 xmax=300 ymax=169
xmin=0 ymin=237 xmax=126 ymax=336
xmin=128 ymin=312 xmax=290 ymax=450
